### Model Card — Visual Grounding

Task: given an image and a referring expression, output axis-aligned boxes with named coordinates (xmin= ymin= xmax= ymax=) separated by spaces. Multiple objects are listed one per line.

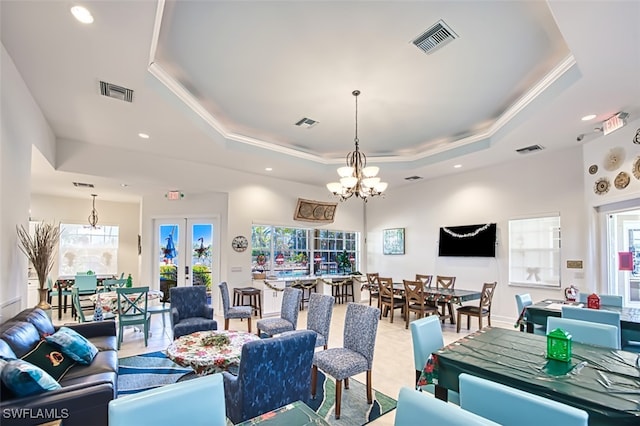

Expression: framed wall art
xmin=383 ymin=228 xmax=405 ymax=255
xmin=293 ymin=198 xmax=337 ymax=223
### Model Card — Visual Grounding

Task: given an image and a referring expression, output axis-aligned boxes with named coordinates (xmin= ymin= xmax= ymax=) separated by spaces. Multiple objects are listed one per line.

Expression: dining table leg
xmin=434 ymin=384 xmax=448 ymax=402
xmin=58 ymin=286 xmax=62 ymax=320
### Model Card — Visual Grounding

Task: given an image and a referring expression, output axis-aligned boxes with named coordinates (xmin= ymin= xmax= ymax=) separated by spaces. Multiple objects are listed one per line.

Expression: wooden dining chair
xmin=456 ymin=282 xmax=497 ymax=333
xmin=365 ymin=273 xmax=380 ymax=307
xmin=415 ymin=274 xmax=433 ymax=288
xmin=403 ymin=280 xmax=438 ymax=329
xmin=378 ymin=277 xmax=404 ymax=323
xmin=435 ymin=275 xmax=456 ymax=322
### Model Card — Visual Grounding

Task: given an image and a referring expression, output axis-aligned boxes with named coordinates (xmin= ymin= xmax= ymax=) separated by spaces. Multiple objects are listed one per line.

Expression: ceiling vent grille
xmin=99 ymin=81 xmax=134 ymax=103
xmin=405 ymin=176 xmax=423 ymax=181
xmin=516 ymin=144 xmax=544 ymax=154
xmin=294 ymin=117 xmax=319 ymax=129
xmin=72 ymin=181 xmax=95 ymax=188
xmin=412 ymin=19 xmax=458 ymax=54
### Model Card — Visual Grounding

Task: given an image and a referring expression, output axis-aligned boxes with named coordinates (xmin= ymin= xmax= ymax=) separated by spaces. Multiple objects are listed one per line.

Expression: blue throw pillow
xmin=45 ymin=327 xmax=98 ymax=365
xmin=1 ymin=359 xmax=61 ymax=397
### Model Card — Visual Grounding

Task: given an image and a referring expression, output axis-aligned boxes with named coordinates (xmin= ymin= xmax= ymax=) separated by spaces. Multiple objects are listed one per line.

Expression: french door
xmin=605 ymin=208 xmax=640 ymax=308
xmin=153 ymin=218 xmax=219 ymax=296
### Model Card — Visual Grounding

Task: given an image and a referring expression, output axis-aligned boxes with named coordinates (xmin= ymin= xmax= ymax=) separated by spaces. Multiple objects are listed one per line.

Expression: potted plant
xmin=16 ymin=221 xmax=61 ymax=310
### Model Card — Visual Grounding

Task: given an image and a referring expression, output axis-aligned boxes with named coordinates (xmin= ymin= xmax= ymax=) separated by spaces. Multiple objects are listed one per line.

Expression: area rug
xmin=117 ymin=352 xmax=396 ymax=425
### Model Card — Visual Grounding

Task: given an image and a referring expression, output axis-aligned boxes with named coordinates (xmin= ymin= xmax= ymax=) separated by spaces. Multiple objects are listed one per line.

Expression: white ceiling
xmin=2 ymin=1 xmax=639 ymax=202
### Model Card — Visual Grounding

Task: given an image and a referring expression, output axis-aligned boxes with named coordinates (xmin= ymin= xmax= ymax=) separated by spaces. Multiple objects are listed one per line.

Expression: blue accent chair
xmin=219 ymin=281 xmax=253 ymax=332
xmin=256 ymin=287 xmax=302 ymax=337
xmin=394 ymin=387 xmax=499 ymax=426
xmin=170 ymin=286 xmax=217 ymax=339
xmin=459 ymin=373 xmax=589 ymax=426
xmin=410 ymin=315 xmax=460 ymax=404
xmin=547 ymin=317 xmax=619 ymax=349
xmin=561 ymin=305 xmax=621 ymax=348
xmin=311 ymin=303 xmax=380 ymax=419
xmin=109 ymin=373 xmax=226 ymax=426
xmin=222 ymin=329 xmax=316 ymax=424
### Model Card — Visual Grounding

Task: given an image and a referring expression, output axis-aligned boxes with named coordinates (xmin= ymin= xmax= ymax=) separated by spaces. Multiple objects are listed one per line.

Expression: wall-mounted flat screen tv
xmin=438 ymin=223 xmax=496 ymax=257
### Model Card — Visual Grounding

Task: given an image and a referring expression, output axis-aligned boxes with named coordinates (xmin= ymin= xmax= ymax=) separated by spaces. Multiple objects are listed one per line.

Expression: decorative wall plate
xmin=588 ymin=164 xmax=598 ymax=175
xmin=231 ymin=235 xmax=248 ymax=252
xmin=603 ymin=147 xmax=625 ymax=172
xmin=614 ymin=171 xmax=630 ymax=190
xmin=594 ymin=177 xmax=610 ymax=195
xmin=633 ymin=157 xmax=640 ymax=180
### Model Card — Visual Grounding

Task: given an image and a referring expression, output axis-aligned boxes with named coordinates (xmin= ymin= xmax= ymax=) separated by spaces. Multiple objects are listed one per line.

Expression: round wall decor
xmin=588 ymin=164 xmax=598 ymax=175
xmin=614 ymin=171 xmax=630 ymax=190
xmin=231 ymin=235 xmax=248 ymax=252
xmin=603 ymin=147 xmax=625 ymax=172
xmin=633 ymin=157 xmax=640 ymax=180
xmin=594 ymin=177 xmax=610 ymax=195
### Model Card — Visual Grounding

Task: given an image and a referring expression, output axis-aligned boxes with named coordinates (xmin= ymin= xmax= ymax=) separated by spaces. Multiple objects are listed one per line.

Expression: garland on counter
xmin=263 ymin=280 xmax=285 ymax=292
xmin=263 ymin=275 xmax=365 ymax=292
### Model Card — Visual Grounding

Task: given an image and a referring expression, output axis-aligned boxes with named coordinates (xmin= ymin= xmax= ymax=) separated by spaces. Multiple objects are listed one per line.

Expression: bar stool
xmin=233 ymin=287 xmax=262 ymax=318
xmin=294 ymin=281 xmax=317 ymax=310
xmin=340 ymin=278 xmax=355 ymax=303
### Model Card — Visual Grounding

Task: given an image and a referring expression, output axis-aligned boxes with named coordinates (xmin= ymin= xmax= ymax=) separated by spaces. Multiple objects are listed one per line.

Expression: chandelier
xmin=327 ymin=90 xmax=388 ymax=201
xmin=88 ymin=194 xmax=99 ymax=228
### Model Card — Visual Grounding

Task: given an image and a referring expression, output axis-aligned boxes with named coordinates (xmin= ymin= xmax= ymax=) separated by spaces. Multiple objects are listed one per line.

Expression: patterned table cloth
xmin=166 ymin=330 xmax=260 ymax=375
xmin=88 ymin=289 xmax=162 ymax=313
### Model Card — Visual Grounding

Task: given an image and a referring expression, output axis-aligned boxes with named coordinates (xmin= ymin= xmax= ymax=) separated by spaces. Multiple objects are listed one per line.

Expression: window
xmin=58 ymin=224 xmax=119 ymax=276
xmin=509 ymin=215 xmax=561 ymax=287
xmin=251 ymin=225 xmax=359 ymax=277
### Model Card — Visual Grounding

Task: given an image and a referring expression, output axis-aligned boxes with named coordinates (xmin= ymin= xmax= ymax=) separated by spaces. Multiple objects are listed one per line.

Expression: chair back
xmin=218 ymin=281 xmax=232 ymax=316
xmin=378 ymin=277 xmax=394 ymax=299
xmin=479 ymin=282 xmax=497 ymax=310
xmin=403 ymin=280 xmax=426 ymax=309
xmin=170 ymin=286 xmax=207 ymax=320
xmin=105 ymin=278 xmax=127 ymax=291
xmin=599 ymin=295 xmax=623 ymax=307
xmin=395 ymin=387 xmax=498 ymax=426
xmin=436 ymin=275 xmax=456 ymax=289
xmin=409 ymin=315 xmax=444 ymax=372
xmin=71 ymin=287 xmax=88 ymax=323
xmin=366 ymin=273 xmax=379 ymax=285
xmin=515 ymin=293 xmax=532 ymax=316
xmin=343 ymin=303 xmax=380 ymax=369
xmin=561 ymin=305 xmax=621 ymax=348
xmin=109 ymin=373 xmax=226 ymax=426
xmin=459 ymin=373 xmax=589 ymax=426
xmin=306 ymin=293 xmax=334 ymax=348
xmin=280 ymin=287 xmax=302 ymax=327
xmin=228 ymin=330 xmax=316 ymax=424
xmin=75 ymin=274 xmax=98 ymax=294
xmin=415 ymin=274 xmax=433 ymax=288
xmin=116 ymin=286 xmax=149 ymax=317
xmin=547 ymin=317 xmax=619 ymax=349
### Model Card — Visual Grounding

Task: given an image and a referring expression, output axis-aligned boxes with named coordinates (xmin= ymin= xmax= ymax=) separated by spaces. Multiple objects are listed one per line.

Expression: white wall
xmin=366 ymin=145 xmax=586 ymax=323
xmin=0 ymin=44 xmax=56 ymax=320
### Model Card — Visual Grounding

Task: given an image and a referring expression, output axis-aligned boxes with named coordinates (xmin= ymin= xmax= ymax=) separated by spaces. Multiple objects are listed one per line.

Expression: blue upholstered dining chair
xmin=256 ymin=287 xmax=302 ymax=337
xmin=311 ymin=303 xmax=380 ymax=419
xmin=116 ymin=286 xmax=150 ymax=349
xmin=515 ymin=293 xmax=545 ymax=334
xmin=394 ymin=387 xmax=499 ymax=426
xmin=547 ymin=317 xmax=620 ymax=349
xmin=305 ymin=293 xmax=334 ymax=349
xmin=218 ymin=281 xmax=253 ymax=333
xmin=459 ymin=373 xmax=589 ymax=426
xmin=561 ymin=305 xmax=621 ymax=348
xmin=169 ymin=285 xmax=217 ymax=339
xmin=222 ymin=329 xmax=316 ymax=424
xmin=109 ymin=373 xmax=226 ymax=426
xmin=410 ymin=315 xmax=460 ymax=404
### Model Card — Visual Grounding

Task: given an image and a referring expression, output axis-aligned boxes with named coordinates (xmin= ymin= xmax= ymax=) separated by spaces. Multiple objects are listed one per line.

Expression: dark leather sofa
xmin=0 ymin=308 xmax=117 ymax=426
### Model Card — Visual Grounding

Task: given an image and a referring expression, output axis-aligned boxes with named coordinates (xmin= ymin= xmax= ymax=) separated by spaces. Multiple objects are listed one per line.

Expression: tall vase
xmin=36 ymin=287 xmax=51 ymax=310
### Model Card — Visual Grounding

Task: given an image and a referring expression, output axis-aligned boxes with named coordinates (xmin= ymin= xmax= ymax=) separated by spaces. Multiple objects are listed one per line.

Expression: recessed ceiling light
xmin=454 ymin=164 xmax=462 ymax=168
xmin=581 ymin=114 xmax=596 ymax=121
xmin=138 ymin=133 xmax=150 ymax=139
xmin=120 ymin=183 xmax=128 ymax=188
xmin=70 ymin=6 xmax=94 ymax=24
xmin=265 ymin=167 xmax=273 ymax=172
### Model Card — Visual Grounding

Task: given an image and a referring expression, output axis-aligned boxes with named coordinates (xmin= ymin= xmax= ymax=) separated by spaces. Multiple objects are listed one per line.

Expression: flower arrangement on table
xmin=201 ymin=334 xmax=231 ymax=348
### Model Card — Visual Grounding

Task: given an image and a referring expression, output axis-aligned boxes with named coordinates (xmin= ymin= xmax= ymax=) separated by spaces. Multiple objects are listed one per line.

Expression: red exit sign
xmin=166 ymin=191 xmax=183 ymax=201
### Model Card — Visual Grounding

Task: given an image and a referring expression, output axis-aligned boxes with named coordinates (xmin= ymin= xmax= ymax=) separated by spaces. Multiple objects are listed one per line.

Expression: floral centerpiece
xmin=201 ymin=333 xmax=231 ymax=348
xmin=16 ymin=221 xmax=61 ymax=310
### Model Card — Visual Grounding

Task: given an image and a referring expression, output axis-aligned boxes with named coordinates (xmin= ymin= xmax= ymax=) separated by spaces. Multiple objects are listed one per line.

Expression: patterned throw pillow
xmin=0 ymin=358 xmax=61 ymax=397
xmin=21 ymin=340 xmax=76 ymax=381
xmin=45 ymin=327 xmax=98 ymax=365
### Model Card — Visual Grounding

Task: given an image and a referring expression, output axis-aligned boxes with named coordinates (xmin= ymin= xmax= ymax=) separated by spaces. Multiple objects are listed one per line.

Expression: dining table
xmin=89 ymin=289 xmax=163 ymax=314
xmin=524 ymin=299 xmax=640 ymax=343
xmin=391 ymin=283 xmax=482 ymax=324
xmin=419 ymin=327 xmax=640 ymax=425
xmin=55 ymin=274 xmax=116 ymax=319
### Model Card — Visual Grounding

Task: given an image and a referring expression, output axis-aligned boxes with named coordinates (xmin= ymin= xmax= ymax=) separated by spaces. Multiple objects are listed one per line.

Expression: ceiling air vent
xmin=294 ymin=117 xmax=319 ymax=129
xmin=412 ymin=19 xmax=458 ymax=54
xmin=516 ymin=144 xmax=544 ymax=154
xmin=72 ymin=181 xmax=95 ymax=188
xmin=405 ymin=176 xmax=423 ymax=181
xmin=99 ymin=81 xmax=134 ymax=103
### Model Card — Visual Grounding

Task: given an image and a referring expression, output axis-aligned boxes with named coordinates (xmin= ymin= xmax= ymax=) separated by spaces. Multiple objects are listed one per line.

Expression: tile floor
xmin=54 ymin=301 xmax=511 ymax=425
